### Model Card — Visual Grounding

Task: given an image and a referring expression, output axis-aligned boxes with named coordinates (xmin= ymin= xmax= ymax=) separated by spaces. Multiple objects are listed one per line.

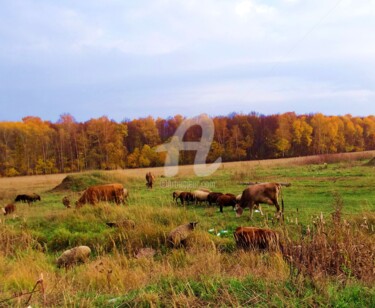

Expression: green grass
xmin=0 ymin=159 xmax=374 ymax=307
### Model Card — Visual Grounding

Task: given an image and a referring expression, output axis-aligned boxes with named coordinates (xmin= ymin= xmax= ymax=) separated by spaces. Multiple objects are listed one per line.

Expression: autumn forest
xmin=0 ymin=112 xmax=374 ymax=177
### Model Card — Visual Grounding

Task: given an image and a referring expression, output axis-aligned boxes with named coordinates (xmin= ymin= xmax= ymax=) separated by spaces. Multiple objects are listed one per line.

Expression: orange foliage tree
xmin=0 ymin=112 xmax=374 ymax=176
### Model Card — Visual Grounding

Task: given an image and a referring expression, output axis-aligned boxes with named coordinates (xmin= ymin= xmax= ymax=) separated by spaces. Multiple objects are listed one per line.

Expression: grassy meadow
xmin=0 ymin=152 xmax=375 ymax=307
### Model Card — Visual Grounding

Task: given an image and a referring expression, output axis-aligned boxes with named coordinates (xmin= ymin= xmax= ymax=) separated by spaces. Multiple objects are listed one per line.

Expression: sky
xmin=0 ymin=0 xmax=375 ymax=122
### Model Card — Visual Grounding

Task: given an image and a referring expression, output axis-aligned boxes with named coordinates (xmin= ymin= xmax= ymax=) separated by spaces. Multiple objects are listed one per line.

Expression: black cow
xmin=15 ymin=193 xmax=41 ymax=204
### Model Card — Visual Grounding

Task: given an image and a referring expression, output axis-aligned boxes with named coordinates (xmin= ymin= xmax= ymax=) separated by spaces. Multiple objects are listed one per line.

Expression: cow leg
xmin=271 ymin=198 xmax=281 ymax=213
xmin=271 ymin=198 xmax=284 ymax=221
xmin=256 ymin=204 xmax=264 ymax=216
xmin=249 ymin=203 xmax=254 ymax=220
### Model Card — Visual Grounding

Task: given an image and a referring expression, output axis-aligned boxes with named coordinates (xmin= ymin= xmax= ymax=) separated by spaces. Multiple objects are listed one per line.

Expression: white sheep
xmin=56 ymin=246 xmax=91 ymax=268
xmin=167 ymin=222 xmax=198 ymax=247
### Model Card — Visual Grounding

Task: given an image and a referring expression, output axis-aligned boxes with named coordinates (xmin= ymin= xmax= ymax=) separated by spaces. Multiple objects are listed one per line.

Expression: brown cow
xmin=218 ymin=194 xmax=237 ymax=213
xmin=234 ymin=227 xmax=283 ymax=252
xmin=177 ymin=192 xmax=194 ymax=205
xmin=236 ymin=193 xmax=264 ymax=215
xmin=207 ymin=192 xmax=223 ymax=206
xmin=75 ymin=183 xmax=126 ymax=207
xmin=146 ymin=172 xmax=155 ymax=189
xmin=235 ymin=183 xmax=284 ymax=219
xmin=2 ymin=203 xmax=15 ymax=215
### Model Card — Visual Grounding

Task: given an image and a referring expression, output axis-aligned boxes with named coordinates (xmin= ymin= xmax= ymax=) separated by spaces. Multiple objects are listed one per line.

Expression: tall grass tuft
xmin=0 ymin=224 xmax=40 ymax=257
xmin=284 ymin=193 xmax=375 ymax=285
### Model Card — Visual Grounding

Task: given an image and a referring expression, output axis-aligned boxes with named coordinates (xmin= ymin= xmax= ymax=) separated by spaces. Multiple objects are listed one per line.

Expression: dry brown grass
xmin=283 ymin=199 xmax=375 ymax=285
xmin=0 ymin=225 xmax=40 ymax=257
xmin=0 ymin=151 xmax=374 ymax=306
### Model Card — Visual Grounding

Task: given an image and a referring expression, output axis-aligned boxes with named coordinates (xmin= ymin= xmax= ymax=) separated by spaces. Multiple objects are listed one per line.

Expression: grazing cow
xmin=14 ymin=193 xmax=41 ymax=204
xmin=207 ymin=192 xmax=223 ymax=206
xmin=30 ymin=193 xmax=41 ymax=202
xmin=236 ymin=193 xmax=263 ymax=215
xmin=172 ymin=191 xmax=184 ymax=204
xmin=75 ymin=183 xmax=126 ymax=207
xmin=56 ymin=246 xmax=91 ymax=268
xmin=2 ymin=203 xmax=16 ymax=215
xmin=192 ymin=190 xmax=210 ymax=205
xmin=217 ymin=194 xmax=237 ymax=213
xmin=146 ymin=172 xmax=155 ymax=189
xmin=177 ymin=192 xmax=194 ymax=205
xmin=234 ymin=227 xmax=283 ymax=252
xmin=167 ymin=222 xmax=198 ymax=248
xmin=235 ymin=183 xmax=284 ymax=219
xmin=15 ymin=194 xmax=27 ymax=203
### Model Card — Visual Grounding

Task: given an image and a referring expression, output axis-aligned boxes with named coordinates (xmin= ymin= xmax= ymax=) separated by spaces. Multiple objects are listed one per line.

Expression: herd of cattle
xmin=1 ymin=193 xmax=42 ymax=215
xmin=1 ymin=172 xmax=287 ymax=268
xmin=172 ymin=181 xmax=284 ymax=219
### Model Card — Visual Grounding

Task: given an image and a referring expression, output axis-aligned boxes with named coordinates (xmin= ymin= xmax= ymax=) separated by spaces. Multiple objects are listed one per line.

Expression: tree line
xmin=0 ymin=112 xmax=374 ymax=176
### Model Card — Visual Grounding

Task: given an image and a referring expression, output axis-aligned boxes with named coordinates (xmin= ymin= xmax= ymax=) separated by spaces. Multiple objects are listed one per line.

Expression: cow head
xmin=1 ymin=207 xmax=5 ymax=215
xmin=235 ymin=203 xmax=243 ymax=217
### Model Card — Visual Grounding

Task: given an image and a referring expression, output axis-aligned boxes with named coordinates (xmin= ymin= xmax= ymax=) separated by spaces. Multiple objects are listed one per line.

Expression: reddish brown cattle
xmin=236 ymin=194 xmax=264 ymax=215
xmin=2 ymin=203 xmax=16 ymax=215
xmin=177 ymin=192 xmax=194 ymax=205
xmin=234 ymin=227 xmax=283 ymax=252
xmin=217 ymin=194 xmax=237 ymax=213
xmin=75 ymin=183 xmax=126 ymax=207
xmin=207 ymin=192 xmax=223 ymax=206
xmin=235 ymin=183 xmax=284 ymax=219
xmin=146 ymin=172 xmax=155 ymax=189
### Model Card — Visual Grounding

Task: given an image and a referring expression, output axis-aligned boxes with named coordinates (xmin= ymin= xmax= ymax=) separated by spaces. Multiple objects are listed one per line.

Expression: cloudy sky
xmin=1 ymin=0 xmax=374 ymax=122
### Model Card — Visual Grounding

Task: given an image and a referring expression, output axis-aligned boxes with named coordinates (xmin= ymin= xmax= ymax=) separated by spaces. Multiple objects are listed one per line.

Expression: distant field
xmin=0 ymin=151 xmax=374 ymax=307
xmin=1 ymin=150 xmax=374 ymax=194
